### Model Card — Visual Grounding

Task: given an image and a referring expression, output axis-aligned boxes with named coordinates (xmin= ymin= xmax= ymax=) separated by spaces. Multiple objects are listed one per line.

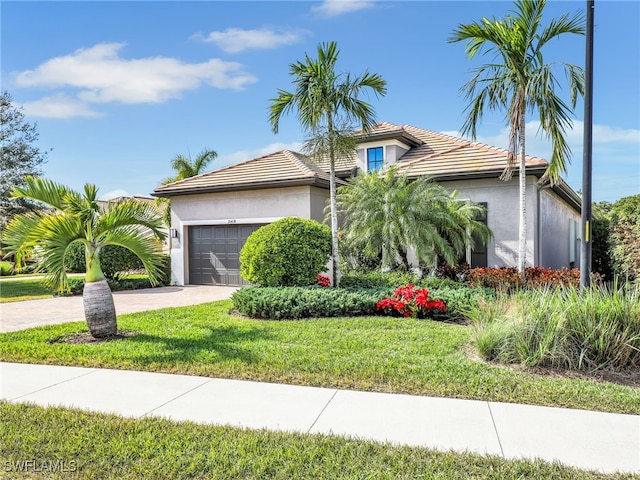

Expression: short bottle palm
xmin=4 ymin=177 xmax=167 ymax=338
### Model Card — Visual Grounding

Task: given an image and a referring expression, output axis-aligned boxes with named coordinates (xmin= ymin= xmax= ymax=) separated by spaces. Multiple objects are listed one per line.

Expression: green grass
xmin=0 ymin=273 xmax=147 ymax=302
xmin=1 ymin=402 xmax=631 ymax=480
xmin=0 ymin=278 xmax=56 ymax=302
xmin=1 ymin=300 xmax=638 ymax=414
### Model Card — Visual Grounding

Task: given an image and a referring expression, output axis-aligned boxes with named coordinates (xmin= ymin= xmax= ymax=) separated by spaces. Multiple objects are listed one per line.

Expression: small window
xmin=367 ymin=147 xmax=384 ymax=171
xmin=470 ymin=202 xmax=488 ymax=268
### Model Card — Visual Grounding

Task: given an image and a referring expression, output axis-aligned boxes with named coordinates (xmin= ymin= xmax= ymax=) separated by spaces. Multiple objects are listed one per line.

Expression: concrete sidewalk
xmin=0 ymin=285 xmax=237 ymax=333
xmin=1 ymin=362 xmax=638 ymax=475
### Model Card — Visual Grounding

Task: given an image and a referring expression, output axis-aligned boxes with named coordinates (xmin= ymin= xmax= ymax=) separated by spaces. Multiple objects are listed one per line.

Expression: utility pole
xmin=580 ymin=0 xmax=595 ymax=288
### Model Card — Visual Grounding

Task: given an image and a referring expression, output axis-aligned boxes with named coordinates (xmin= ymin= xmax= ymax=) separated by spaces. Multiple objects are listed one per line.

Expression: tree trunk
xmin=83 ymin=279 xmax=117 ymax=338
xmin=329 ymin=158 xmax=340 ymax=286
xmin=518 ymin=108 xmax=527 ymax=276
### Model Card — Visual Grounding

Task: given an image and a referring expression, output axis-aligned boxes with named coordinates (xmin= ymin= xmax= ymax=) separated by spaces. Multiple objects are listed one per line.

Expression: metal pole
xmin=580 ymin=0 xmax=595 ymax=288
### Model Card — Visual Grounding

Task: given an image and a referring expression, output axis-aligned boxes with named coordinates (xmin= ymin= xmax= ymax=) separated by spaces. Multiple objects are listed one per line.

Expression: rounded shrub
xmin=240 ymin=217 xmax=331 ymax=287
xmin=64 ymin=242 xmax=144 ymax=278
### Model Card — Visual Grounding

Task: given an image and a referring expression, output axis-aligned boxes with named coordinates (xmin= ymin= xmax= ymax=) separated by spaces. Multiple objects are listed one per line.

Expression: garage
xmin=188 ymin=224 xmax=263 ymax=286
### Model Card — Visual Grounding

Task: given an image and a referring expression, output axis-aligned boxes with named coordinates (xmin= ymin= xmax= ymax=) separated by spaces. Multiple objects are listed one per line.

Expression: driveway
xmin=0 ymin=285 xmax=238 ymax=333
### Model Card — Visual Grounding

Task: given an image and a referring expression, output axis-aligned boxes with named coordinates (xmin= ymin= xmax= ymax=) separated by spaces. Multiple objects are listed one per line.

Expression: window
xmin=470 ymin=202 xmax=488 ymax=268
xmin=367 ymin=147 xmax=384 ymax=171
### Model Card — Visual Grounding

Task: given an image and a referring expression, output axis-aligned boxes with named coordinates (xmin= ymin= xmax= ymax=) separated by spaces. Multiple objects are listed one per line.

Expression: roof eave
xmin=152 ymin=176 xmax=339 ymax=198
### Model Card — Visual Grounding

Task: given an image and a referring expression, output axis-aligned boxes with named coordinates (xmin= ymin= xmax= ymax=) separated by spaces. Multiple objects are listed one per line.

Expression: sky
xmin=2 ymin=0 xmax=639 ymax=203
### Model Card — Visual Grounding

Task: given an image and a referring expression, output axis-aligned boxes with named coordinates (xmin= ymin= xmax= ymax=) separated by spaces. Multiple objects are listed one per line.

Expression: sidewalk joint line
xmin=142 ymin=378 xmax=214 ymax=418
xmin=307 ymin=389 xmax=339 ymax=434
xmin=487 ymin=402 xmax=505 ymax=457
xmin=8 ymin=366 xmax=99 ymax=401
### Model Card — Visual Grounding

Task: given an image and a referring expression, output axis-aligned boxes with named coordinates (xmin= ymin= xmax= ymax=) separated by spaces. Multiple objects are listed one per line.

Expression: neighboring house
xmin=153 ymin=122 xmax=581 ymax=286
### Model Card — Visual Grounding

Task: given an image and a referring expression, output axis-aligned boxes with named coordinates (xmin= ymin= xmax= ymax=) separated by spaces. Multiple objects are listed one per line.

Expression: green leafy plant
xmin=240 ymin=217 xmax=331 ymax=287
xmin=0 ymin=261 xmax=14 ymax=276
xmin=64 ymin=242 xmax=144 ymax=278
xmin=468 ymin=284 xmax=640 ymax=372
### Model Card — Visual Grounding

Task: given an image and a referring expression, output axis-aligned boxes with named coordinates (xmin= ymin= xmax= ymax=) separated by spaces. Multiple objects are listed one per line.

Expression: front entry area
xmin=188 ymin=224 xmax=263 ymax=286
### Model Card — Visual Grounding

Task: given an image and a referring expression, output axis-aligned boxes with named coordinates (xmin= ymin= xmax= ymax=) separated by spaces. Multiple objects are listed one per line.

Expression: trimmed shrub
xmin=466 ymin=266 xmax=589 ymax=291
xmin=64 ymin=242 xmax=144 ymax=278
xmin=240 ymin=218 xmax=331 ymax=287
xmin=339 ymin=271 xmax=418 ymax=289
xmin=232 ymin=287 xmax=382 ymax=319
xmin=64 ymin=276 xmax=160 ymax=296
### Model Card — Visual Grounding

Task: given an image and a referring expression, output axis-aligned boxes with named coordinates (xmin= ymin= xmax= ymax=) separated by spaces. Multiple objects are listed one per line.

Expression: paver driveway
xmin=0 ymin=285 xmax=237 ymax=333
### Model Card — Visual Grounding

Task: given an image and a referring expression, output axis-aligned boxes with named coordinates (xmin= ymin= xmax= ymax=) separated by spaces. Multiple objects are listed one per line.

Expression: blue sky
xmin=2 ymin=0 xmax=639 ymax=203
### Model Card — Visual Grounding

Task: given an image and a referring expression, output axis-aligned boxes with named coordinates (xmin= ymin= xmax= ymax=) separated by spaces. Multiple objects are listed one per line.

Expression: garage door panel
xmin=188 ymin=224 xmax=262 ymax=286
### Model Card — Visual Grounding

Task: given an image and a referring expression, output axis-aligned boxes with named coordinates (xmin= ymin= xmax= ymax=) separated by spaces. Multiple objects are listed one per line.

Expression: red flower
xmin=317 ymin=274 xmax=331 ymax=287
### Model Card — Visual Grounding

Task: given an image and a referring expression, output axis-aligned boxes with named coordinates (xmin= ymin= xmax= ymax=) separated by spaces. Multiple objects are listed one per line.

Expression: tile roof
xmin=154 ymin=150 xmax=342 ymax=196
xmin=153 ymin=122 xmax=556 ymax=197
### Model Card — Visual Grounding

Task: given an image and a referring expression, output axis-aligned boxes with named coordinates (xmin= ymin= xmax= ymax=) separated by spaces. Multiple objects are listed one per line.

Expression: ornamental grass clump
xmin=376 ymin=284 xmax=447 ymax=319
xmin=468 ymin=284 xmax=640 ymax=372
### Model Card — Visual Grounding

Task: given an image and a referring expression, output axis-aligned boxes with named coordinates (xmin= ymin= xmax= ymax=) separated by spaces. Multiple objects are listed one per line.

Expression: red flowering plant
xmin=376 ymin=284 xmax=447 ymax=319
xmin=316 ymin=274 xmax=331 ymax=288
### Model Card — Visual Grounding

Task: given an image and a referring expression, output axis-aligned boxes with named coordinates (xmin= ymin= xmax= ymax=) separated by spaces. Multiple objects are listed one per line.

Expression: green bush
xmin=64 ymin=242 xmax=145 ymax=278
xmin=232 ymin=284 xmax=492 ymax=321
xmin=610 ymin=194 xmax=640 ymax=282
xmin=468 ymin=285 xmax=640 ymax=372
xmin=339 ymin=271 xmax=419 ymax=289
xmin=0 ymin=261 xmax=14 ymax=276
xmin=240 ymin=218 xmax=331 ymax=287
xmin=232 ymin=287 xmax=383 ymax=319
xmin=425 ymin=287 xmax=495 ymax=321
xmin=64 ymin=276 xmax=159 ymax=296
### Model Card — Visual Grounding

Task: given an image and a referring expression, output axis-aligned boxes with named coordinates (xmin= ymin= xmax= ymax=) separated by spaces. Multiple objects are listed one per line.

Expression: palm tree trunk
xmin=518 ymin=108 xmax=527 ymax=276
xmin=329 ymin=155 xmax=340 ymax=286
xmin=83 ymin=280 xmax=117 ymax=338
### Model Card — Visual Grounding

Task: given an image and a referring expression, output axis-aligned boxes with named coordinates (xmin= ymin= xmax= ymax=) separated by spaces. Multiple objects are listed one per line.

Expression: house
xmin=153 ymin=122 xmax=581 ymax=286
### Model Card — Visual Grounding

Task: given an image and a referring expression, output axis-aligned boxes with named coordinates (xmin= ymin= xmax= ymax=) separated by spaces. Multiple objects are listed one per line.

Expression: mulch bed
xmin=49 ymin=330 xmax=139 ymax=345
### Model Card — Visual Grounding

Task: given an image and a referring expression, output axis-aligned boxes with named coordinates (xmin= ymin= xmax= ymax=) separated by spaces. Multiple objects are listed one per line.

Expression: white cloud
xmin=197 ymin=28 xmax=308 ymax=54
xmin=311 ymin=0 xmax=375 ymax=17
xmin=20 ymin=94 xmax=103 ymax=119
xmin=218 ymin=141 xmax=304 ymax=166
xmin=14 ymin=42 xmax=257 ymax=109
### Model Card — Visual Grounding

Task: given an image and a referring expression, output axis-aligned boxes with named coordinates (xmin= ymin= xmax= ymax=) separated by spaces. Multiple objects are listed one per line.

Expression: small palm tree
xmin=158 ymin=149 xmax=218 ymax=226
xmin=449 ymin=0 xmax=584 ymax=274
xmin=269 ymin=41 xmax=387 ymax=285
xmin=336 ymin=168 xmax=491 ymax=271
xmin=4 ymin=177 xmax=166 ymax=338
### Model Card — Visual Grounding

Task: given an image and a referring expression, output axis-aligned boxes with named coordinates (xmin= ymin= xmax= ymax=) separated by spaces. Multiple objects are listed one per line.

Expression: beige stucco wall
xmin=439 ymin=177 xmax=540 ymax=268
xmin=539 ymin=188 xmax=581 ymax=269
xmin=169 ymin=186 xmax=329 ymax=285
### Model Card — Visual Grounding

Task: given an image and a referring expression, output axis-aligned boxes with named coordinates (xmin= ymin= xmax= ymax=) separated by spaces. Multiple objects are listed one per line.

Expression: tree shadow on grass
xmin=123 ymin=325 xmax=273 ymax=367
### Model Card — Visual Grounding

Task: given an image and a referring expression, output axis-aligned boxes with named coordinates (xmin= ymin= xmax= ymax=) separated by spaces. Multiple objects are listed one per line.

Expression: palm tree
xmin=336 ymin=168 xmax=491 ymax=271
xmin=4 ymin=177 xmax=166 ymax=338
xmin=449 ymin=0 xmax=584 ymax=274
xmin=158 ymin=149 xmax=217 ymax=226
xmin=269 ymin=41 xmax=387 ymax=285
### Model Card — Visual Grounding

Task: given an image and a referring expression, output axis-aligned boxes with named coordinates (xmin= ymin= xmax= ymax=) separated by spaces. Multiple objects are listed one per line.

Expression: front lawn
xmin=1 ymin=300 xmax=638 ymax=414
xmin=0 ymin=402 xmax=628 ymax=480
xmin=0 ymin=278 xmax=56 ymax=302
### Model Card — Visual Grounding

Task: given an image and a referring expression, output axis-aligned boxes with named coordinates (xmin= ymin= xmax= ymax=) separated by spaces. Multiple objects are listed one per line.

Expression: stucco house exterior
xmin=153 ymin=122 xmax=581 ymax=286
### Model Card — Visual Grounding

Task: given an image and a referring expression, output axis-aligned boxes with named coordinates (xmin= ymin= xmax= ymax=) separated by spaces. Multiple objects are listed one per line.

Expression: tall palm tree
xmin=158 ymin=148 xmax=217 ymax=226
xmin=4 ymin=177 xmax=166 ymax=338
xmin=336 ymin=168 xmax=491 ymax=271
xmin=449 ymin=0 xmax=584 ymax=274
xmin=269 ymin=41 xmax=387 ymax=285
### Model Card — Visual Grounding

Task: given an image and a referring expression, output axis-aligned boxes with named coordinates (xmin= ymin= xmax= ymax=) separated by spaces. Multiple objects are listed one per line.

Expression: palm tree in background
xmin=269 ymin=41 xmax=387 ymax=286
xmin=449 ymin=0 xmax=584 ymax=274
xmin=336 ymin=168 xmax=491 ymax=271
xmin=158 ymin=149 xmax=218 ymax=225
xmin=4 ymin=177 xmax=166 ymax=338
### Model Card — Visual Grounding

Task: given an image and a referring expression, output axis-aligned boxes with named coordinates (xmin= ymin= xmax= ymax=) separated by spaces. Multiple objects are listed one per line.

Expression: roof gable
xmin=153 ymin=149 xmax=342 ymax=197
